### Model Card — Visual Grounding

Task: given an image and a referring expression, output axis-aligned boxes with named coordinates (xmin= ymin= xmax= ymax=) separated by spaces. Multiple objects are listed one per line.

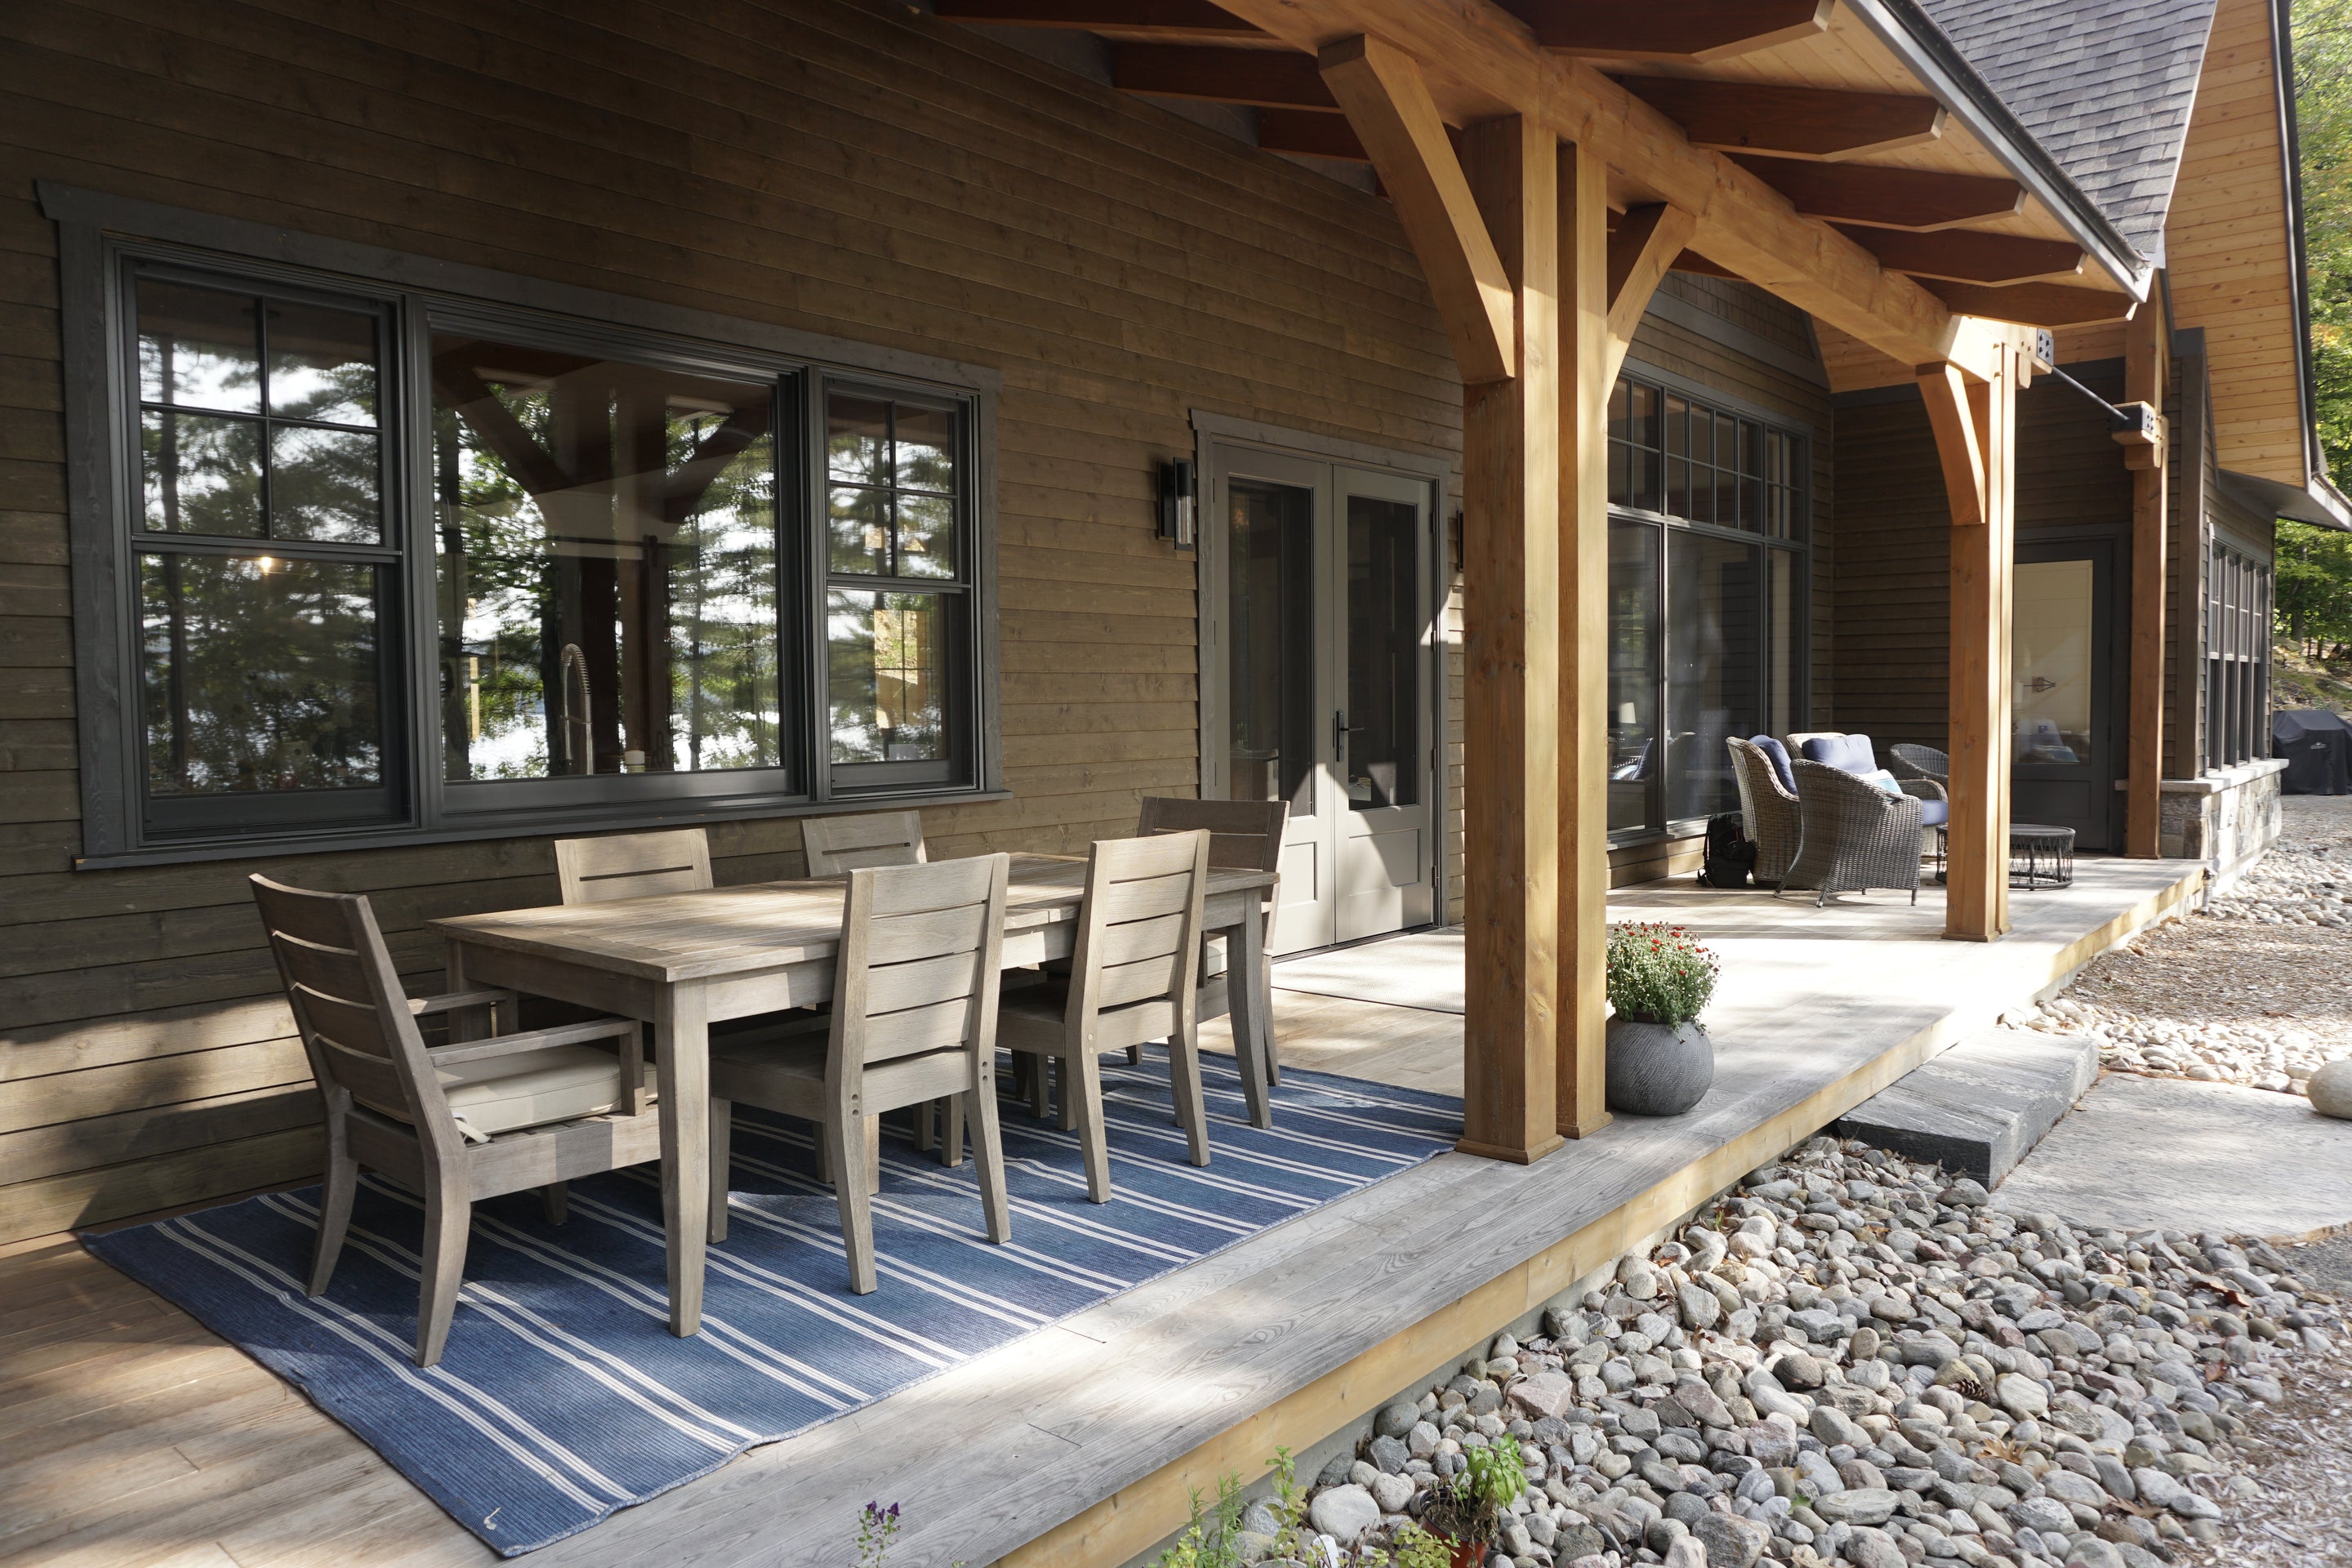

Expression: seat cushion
xmin=1859 ymin=768 xmax=1903 ymax=795
xmin=1917 ymin=797 xmax=1949 ymax=827
xmin=1800 ymin=733 xmax=1879 ymax=775
xmin=1748 ymin=735 xmax=1797 ymax=794
xmin=438 ymin=1045 xmax=650 ymax=1138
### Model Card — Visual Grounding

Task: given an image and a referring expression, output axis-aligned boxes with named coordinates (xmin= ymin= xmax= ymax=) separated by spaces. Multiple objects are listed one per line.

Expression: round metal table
xmin=1931 ymin=822 xmax=2077 ymax=889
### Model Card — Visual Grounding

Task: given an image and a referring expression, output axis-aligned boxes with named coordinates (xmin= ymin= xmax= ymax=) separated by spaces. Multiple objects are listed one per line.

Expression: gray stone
xmin=1662 ymin=1539 xmax=1708 ymax=1568
xmin=2010 ymin=1497 xmax=2075 ymax=1536
xmin=1606 ymin=1018 xmax=1715 ymax=1118
xmin=1509 ymin=1370 xmax=1575 ymax=1420
xmin=1680 ymin=1282 xmax=1723 ymax=1332
xmin=1315 ymin=1453 xmax=1353 ymax=1488
xmin=1374 ymin=1400 xmax=1421 ymax=1439
xmin=1833 ymin=1029 xmax=2099 ymax=1185
xmin=2064 ymin=1539 xmax=2126 ymax=1568
xmin=1746 ymin=1423 xmax=1798 ymax=1468
xmin=1305 ymin=1485 xmax=1379 ymax=1545
xmin=1365 ymin=1434 xmax=1410 ymax=1474
xmin=1692 ymin=1511 xmax=1770 ymax=1567
xmin=1813 ymin=1488 xmax=1898 ymax=1526
xmin=1553 ymin=1523 xmax=1606 ymax=1561
xmin=1993 ymin=1373 xmax=2049 ymax=1419
xmin=1840 ymin=1525 xmax=1909 ymax=1568
xmin=2308 ymin=1057 xmax=2352 ymax=1119
xmin=1775 ymin=1353 xmax=1829 ymax=1392
xmin=1810 ymin=1405 xmax=1865 ymax=1450
xmin=1370 ymin=1472 xmax=1414 ymax=1514
xmin=1241 ymin=1500 xmax=1285 ymax=1538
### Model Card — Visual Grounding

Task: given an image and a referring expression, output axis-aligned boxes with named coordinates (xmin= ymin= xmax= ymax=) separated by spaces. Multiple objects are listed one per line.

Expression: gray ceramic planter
xmin=1605 ymin=1016 xmax=1713 ymax=1116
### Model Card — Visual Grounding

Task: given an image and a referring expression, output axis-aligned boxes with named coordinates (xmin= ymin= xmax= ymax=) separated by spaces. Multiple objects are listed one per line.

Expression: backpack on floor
xmin=1699 ymin=811 xmax=1757 ymax=889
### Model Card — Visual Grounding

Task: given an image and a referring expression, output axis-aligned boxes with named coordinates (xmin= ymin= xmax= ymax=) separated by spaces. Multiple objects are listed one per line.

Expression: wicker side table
xmin=1931 ymin=822 xmax=2078 ymax=889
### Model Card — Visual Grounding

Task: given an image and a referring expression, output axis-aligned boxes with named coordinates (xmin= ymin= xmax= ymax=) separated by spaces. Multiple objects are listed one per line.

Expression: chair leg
xmin=818 ymin=1118 xmax=837 ymax=1188
xmin=1125 ymin=1044 xmax=1140 ymax=1066
xmin=1071 ymin=1049 xmax=1111 ymax=1203
xmin=1058 ymin=1056 xmax=1079 ymax=1132
xmin=308 ymin=1116 xmax=358 ymax=1297
xmin=1169 ymin=1022 xmax=1211 ymax=1168
xmin=829 ymin=1111 xmax=878 ymax=1295
xmin=1261 ymin=961 xmax=1281 ymax=1086
xmin=416 ymin=1187 xmax=472 ymax=1368
xmin=707 ymin=1098 xmax=732 ymax=1244
xmin=541 ymin=1183 xmax=568 ymax=1227
xmin=864 ymin=1113 xmax=882 ymax=1196
xmin=970 ymin=1068 xmax=1011 ymax=1245
xmin=912 ymin=1099 xmax=933 ymax=1153
xmin=1029 ymin=1052 xmax=1051 ymax=1120
xmin=942 ymin=1092 xmax=966 ymax=1168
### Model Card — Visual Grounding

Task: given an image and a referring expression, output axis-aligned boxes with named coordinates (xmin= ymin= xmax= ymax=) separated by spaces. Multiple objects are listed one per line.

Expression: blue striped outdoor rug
xmin=87 ymin=1049 xmax=1461 ymax=1555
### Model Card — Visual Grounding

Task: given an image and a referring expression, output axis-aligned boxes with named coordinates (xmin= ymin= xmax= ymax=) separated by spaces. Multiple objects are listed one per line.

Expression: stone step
xmin=1833 ymin=1028 xmax=2100 ymax=1187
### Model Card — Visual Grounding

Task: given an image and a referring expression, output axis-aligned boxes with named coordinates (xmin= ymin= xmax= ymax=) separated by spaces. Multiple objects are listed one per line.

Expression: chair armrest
xmin=408 ymin=987 xmax=518 ymax=1017
xmin=1896 ymin=779 xmax=1948 ymax=803
xmin=428 ymin=1016 xmax=639 ymax=1067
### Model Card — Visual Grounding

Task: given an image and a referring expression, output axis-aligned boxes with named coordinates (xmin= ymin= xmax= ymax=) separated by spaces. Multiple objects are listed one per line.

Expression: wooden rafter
xmin=1256 ymin=107 xmax=1368 ymax=162
xmin=1920 ymin=278 xmax=2136 ymax=327
xmin=1111 ymin=44 xmax=1339 ymax=109
xmin=1604 ymin=203 xmax=1695 ymax=382
xmin=1618 ymin=76 xmax=1944 ymax=161
xmin=1318 ymin=35 xmax=1517 ymax=384
xmin=1834 ymin=225 xmax=2085 ymax=285
xmin=1499 ymin=0 xmax=1831 ymax=62
xmin=929 ymin=0 xmax=1263 ymax=39
xmin=1728 ymin=154 xmax=2023 ymax=231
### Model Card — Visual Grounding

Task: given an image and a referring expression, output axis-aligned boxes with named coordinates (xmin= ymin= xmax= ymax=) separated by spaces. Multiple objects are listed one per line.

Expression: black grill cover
xmin=2274 ymin=708 xmax=2352 ymax=795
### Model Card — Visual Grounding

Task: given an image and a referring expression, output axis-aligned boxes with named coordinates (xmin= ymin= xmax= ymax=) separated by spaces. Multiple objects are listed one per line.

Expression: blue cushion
xmin=1800 ymin=733 xmax=1879 ymax=776
xmin=1748 ymin=735 xmax=1796 ymax=794
xmin=1918 ymin=797 xmax=1949 ymax=827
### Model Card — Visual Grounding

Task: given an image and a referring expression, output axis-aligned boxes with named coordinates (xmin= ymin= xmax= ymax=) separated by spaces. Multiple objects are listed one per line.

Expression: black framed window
xmin=74 ymin=232 xmax=994 ymax=861
xmin=1606 ymin=372 xmax=1808 ymax=836
xmin=2205 ymin=543 xmax=2270 ymax=769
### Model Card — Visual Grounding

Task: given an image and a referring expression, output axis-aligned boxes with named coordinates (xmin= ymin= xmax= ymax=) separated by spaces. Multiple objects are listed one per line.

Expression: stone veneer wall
xmin=2158 ymin=760 xmax=2287 ymax=893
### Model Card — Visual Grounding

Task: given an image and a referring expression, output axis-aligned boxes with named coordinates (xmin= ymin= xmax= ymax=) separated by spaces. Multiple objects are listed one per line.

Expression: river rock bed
xmin=1271 ymin=1135 xmax=2342 ymax=1568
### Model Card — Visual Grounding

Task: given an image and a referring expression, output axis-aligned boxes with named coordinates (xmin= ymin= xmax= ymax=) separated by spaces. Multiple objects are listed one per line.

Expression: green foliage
xmin=2277 ymin=519 xmax=2352 ymax=653
xmin=1419 ymin=1433 xmax=1529 ymax=1550
xmin=2300 ymin=0 xmax=2352 ymax=491
xmin=1379 ymin=1523 xmax=1459 ymax=1568
xmin=854 ymin=1500 xmax=902 ymax=1568
xmin=1606 ymin=921 xmax=1720 ymax=1027
xmin=1153 ymin=1450 xmax=1306 ymax=1568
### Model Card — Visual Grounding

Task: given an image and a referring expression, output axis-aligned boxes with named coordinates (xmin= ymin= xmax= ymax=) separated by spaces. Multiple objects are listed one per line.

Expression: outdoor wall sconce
xmin=1157 ymin=458 xmax=1196 ymax=550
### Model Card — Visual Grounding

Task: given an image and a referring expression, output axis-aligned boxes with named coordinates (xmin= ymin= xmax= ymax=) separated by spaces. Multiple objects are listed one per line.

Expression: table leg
xmin=441 ymin=941 xmax=496 ymax=1044
xmin=1227 ymin=899 xmax=1273 ymax=1129
xmin=657 ymin=982 xmax=710 ymax=1336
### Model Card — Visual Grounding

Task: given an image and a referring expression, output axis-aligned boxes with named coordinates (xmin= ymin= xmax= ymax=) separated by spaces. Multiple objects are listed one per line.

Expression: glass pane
xmin=1345 ymin=494 xmax=1419 ymax=811
xmin=1608 ymin=519 xmax=1660 ymax=834
xmin=830 ymin=484 xmax=892 ymax=576
xmin=137 ymin=278 xmax=261 ymax=414
xmin=1628 ymin=384 xmax=1658 ymax=512
xmin=895 ymin=491 xmax=956 ymax=580
xmin=1666 ymin=532 xmax=1761 ymax=822
xmin=140 ymin=553 xmax=382 ymax=794
xmin=1767 ymin=547 xmax=1798 ymax=737
xmin=894 ymin=403 xmax=956 ymax=492
xmin=269 ymin=425 xmax=381 ymax=543
xmin=1227 ymin=479 xmax=1316 ymax=814
xmin=828 ymin=590 xmax=949 ymax=763
xmin=141 ymin=410 xmax=263 ymax=537
xmin=2012 ymin=559 xmax=2094 ymax=767
xmin=266 ymin=301 xmax=378 ymax=426
xmin=431 ymin=333 xmax=782 ymax=780
xmin=1664 ymin=396 xmax=1689 ymax=519
xmin=826 ymin=394 xmax=890 ymax=483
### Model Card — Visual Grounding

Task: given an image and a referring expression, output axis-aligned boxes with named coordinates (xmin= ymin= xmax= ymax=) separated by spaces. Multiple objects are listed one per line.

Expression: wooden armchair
xmin=251 ymin=875 xmax=660 ymax=1366
xmin=1135 ymin=795 xmax=1287 ymax=1082
xmin=997 ymin=831 xmax=1214 ymax=1203
xmin=802 ymin=810 xmax=927 ymax=875
xmin=706 ymin=856 xmax=1013 ymax=1294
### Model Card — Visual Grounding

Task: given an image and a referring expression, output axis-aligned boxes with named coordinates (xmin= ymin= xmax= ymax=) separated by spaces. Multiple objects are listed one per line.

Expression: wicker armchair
xmin=1887 ymin=743 xmax=1950 ymax=799
xmin=1777 ymin=759 xmax=1925 ymax=907
xmin=1726 ymin=737 xmax=1801 ymax=887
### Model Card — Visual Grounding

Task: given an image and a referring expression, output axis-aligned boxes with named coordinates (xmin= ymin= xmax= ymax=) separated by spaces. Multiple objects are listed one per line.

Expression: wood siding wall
xmin=0 ymin=0 xmax=1467 ymax=1241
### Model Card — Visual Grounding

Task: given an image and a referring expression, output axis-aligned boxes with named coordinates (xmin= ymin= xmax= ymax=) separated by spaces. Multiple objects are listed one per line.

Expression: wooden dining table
xmin=430 ymin=852 xmax=1279 ymax=1336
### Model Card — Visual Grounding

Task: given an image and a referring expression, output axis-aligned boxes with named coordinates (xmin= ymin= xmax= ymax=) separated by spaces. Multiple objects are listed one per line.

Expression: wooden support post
xmin=2124 ymin=296 xmax=2170 ymax=858
xmin=1918 ymin=331 xmax=2020 ymax=942
xmin=1557 ymin=141 xmax=1612 ymax=1141
xmin=1456 ymin=115 xmax=1565 ymax=1164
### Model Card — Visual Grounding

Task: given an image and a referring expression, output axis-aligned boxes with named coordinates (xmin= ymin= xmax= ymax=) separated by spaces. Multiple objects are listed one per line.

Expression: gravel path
xmin=2014 ymin=795 xmax=2352 ymax=1095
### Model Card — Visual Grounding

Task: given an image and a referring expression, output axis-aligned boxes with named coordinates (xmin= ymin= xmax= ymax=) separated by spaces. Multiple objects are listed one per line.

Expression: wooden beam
xmin=930 ymin=0 xmax=1264 ymax=39
xmin=1920 ymin=278 xmax=2136 ymax=327
xmin=1500 ymin=0 xmax=1831 ymax=62
xmin=2125 ymin=297 xmax=2171 ymax=859
xmin=1619 ymin=76 xmax=1944 ymax=161
xmin=1919 ymin=335 xmax=2023 ymax=942
xmin=1668 ymin=249 xmax=1739 ymax=280
xmin=1603 ymin=203 xmax=1695 ymax=384
xmin=1557 ymin=140 xmax=1611 ymax=1143
xmin=1319 ymin=35 xmax=1517 ymax=385
xmin=1457 ymin=114 xmax=1564 ymax=1165
xmin=1729 ymin=154 xmax=2025 ymax=231
xmin=1834 ymin=225 xmax=2086 ymax=285
xmin=1111 ymin=44 xmax=1340 ymax=109
xmin=1210 ymin=0 xmax=2000 ymax=381
xmin=1254 ymin=107 xmax=1368 ymax=162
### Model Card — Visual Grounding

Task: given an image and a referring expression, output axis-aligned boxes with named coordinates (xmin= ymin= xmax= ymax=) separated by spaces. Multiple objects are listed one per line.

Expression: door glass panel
xmin=1766 ymin=546 xmax=1798 ymax=737
xmin=430 ymin=332 xmax=782 ymax=782
xmin=1609 ymin=519 xmax=1660 ymax=832
xmin=1344 ymin=494 xmax=1419 ymax=810
xmin=2013 ymin=559 xmax=2094 ymax=767
xmin=1227 ymin=479 xmax=1316 ymax=814
xmin=1666 ymin=532 xmax=1761 ymax=822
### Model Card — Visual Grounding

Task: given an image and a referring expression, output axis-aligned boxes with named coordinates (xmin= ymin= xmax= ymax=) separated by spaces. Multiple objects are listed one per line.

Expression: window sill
xmin=2145 ymin=757 xmax=2290 ymax=797
xmin=72 ymin=788 xmax=1013 ymax=871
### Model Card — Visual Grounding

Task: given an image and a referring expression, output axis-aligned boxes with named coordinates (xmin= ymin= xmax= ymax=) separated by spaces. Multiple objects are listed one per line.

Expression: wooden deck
xmin=0 ymin=859 xmax=2199 ymax=1568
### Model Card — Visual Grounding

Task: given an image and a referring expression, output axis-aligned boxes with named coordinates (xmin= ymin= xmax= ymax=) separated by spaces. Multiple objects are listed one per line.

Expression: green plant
xmin=1386 ymin=1521 xmax=1459 ymax=1568
xmin=1156 ymin=1472 xmax=1247 ymax=1568
xmin=1419 ymin=1432 xmax=1528 ymax=1549
xmin=855 ymin=1501 xmax=901 ymax=1568
xmin=1606 ymin=922 xmax=1719 ymax=1028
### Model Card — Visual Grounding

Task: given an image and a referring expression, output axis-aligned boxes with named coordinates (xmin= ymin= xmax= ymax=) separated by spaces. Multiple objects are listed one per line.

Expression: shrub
xmin=1606 ymin=921 xmax=1719 ymax=1027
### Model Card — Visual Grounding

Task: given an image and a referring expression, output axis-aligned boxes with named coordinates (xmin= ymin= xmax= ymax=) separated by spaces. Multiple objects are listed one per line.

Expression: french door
xmin=2011 ymin=540 xmax=2121 ymax=849
xmin=1203 ymin=442 xmax=1438 ymax=953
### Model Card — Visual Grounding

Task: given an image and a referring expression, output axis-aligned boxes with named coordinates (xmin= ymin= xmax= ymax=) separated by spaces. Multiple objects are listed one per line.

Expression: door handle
xmin=1333 ymin=708 xmax=1347 ymax=758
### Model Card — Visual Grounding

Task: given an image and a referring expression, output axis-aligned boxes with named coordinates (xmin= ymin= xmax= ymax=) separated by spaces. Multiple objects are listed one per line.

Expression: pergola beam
xmin=1921 ymin=278 xmax=2136 ymax=327
xmin=1256 ymin=107 xmax=1368 ymax=162
xmin=1729 ymin=154 xmax=2024 ymax=231
xmin=1836 ymin=225 xmax=2085 ymax=285
xmin=931 ymin=0 xmax=1264 ymax=39
xmin=2125 ymin=296 xmax=2171 ymax=859
xmin=1112 ymin=44 xmax=1340 ymax=109
xmin=1619 ymin=75 xmax=1944 ymax=161
xmin=1499 ymin=0 xmax=1832 ymax=62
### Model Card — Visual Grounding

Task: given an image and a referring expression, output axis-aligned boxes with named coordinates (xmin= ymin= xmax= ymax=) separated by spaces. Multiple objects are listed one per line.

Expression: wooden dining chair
xmin=706 ymin=855 xmax=1013 ymax=1294
xmin=251 ymin=875 xmax=660 ymax=1366
xmin=997 ymin=831 xmax=1213 ymax=1203
xmin=1136 ymin=795 xmax=1287 ymax=1083
xmin=801 ymin=810 xmax=927 ymax=875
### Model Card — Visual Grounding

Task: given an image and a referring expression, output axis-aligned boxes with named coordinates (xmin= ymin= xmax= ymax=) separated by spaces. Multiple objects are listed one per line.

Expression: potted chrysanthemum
xmin=1604 ymin=921 xmax=1720 ymax=1116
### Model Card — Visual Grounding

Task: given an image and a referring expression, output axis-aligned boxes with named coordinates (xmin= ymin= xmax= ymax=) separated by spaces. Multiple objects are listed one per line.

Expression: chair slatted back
xmin=803 ymin=810 xmax=929 ymax=876
xmin=1067 ymin=831 xmax=1210 ymax=1027
xmin=833 ymin=855 xmax=1009 ymax=1068
xmin=1137 ymin=797 xmax=1286 ymax=877
xmin=251 ymin=876 xmax=452 ymax=1139
xmin=554 ymin=828 xmax=714 ymax=906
